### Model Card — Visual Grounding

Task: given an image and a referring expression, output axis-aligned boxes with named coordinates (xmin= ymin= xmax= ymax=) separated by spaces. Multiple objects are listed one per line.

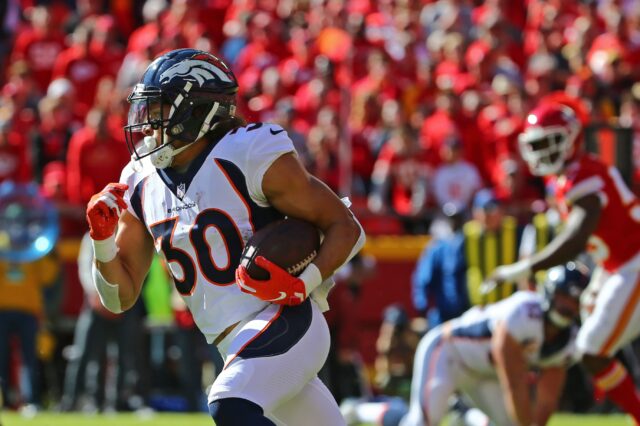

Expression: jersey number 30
xmin=150 ymin=209 xmax=244 ymax=295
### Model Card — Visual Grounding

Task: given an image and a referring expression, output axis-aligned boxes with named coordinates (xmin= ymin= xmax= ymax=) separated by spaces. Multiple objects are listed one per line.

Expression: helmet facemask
xmin=125 ymin=85 xmax=172 ymax=162
xmin=518 ymin=124 xmax=579 ymax=176
xmin=541 ymin=263 xmax=588 ymax=328
xmin=124 ymin=83 xmax=236 ymax=169
xmin=124 ymin=49 xmax=239 ymax=169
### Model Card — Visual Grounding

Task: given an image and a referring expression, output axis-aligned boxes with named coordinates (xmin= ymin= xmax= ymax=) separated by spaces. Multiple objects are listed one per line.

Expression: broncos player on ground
xmin=407 ymin=263 xmax=587 ymax=426
xmin=489 ymin=100 xmax=640 ymax=423
xmin=85 ymin=48 xmax=365 ymax=426
xmin=342 ymin=262 xmax=587 ymax=426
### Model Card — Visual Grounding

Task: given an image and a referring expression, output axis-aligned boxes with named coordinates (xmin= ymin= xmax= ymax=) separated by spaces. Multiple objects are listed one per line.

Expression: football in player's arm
xmin=86 ymin=48 xmax=365 ymax=426
xmin=89 ymin=152 xmax=362 ymax=313
xmin=489 ymin=100 xmax=640 ymax=422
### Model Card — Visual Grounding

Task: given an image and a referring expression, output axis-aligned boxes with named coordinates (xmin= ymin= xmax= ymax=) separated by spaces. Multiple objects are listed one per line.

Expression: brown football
xmin=240 ymin=217 xmax=321 ymax=280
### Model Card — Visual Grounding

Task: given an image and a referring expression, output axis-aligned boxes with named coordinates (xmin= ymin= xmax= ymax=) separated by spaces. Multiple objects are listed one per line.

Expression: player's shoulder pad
xmin=567 ymin=153 xmax=607 ymax=182
xmin=121 ymin=157 xmax=154 ymax=184
xmin=217 ymin=122 xmax=294 ymax=164
xmin=503 ymin=291 xmax=545 ymax=323
xmin=513 ymin=290 xmax=544 ymax=310
xmin=564 ymin=154 xmax=610 ymax=203
xmin=222 ymin=122 xmax=291 ymax=147
xmin=500 ymin=292 xmax=545 ymax=342
xmin=119 ymin=157 xmax=155 ymax=198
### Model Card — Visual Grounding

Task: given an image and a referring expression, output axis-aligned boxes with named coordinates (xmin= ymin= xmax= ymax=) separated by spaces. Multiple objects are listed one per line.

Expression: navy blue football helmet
xmin=124 ymin=48 xmax=238 ymax=163
xmin=542 ymin=261 xmax=590 ymax=327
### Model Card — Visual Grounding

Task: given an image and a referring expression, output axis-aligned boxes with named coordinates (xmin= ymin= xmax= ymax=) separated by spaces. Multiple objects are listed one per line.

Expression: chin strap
xmin=150 ymin=142 xmax=191 ymax=169
xmin=141 ymin=136 xmax=192 ymax=169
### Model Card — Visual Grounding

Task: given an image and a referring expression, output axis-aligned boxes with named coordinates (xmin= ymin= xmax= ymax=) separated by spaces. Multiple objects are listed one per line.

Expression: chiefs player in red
xmin=489 ymin=100 xmax=640 ymax=423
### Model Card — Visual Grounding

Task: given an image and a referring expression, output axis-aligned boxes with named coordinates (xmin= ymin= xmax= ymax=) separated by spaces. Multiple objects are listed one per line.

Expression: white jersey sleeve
xmin=119 ymin=157 xmax=155 ymax=222
xmin=497 ymin=292 xmax=545 ymax=345
xmin=214 ymin=123 xmax=296 ymax=208
xmin=244 ymin=124 xmax=296 ymax=207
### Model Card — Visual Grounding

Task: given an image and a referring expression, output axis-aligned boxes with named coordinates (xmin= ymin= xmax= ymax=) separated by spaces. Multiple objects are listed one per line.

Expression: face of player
xmin=131 ymin=101 xmax=189 ymax=152
xmin=133 ymin=101 xmax=169 ymax=139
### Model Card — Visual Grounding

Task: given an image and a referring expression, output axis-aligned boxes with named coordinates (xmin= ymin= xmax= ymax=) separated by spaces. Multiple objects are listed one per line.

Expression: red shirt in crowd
xmin=126 ymin=20 xmax=161 ymax=54
xmin=375 ymin=142 xmax=429 ymax=216
xmin=11 ymin=28 xmax=66 ymax=93
xmin=51 ymin=46 xmax=105 ymax=116
xmin=419 ymin=108 xmax=458 ymax=166
xmin=65 ymin=127 xmax=130 ymax=205
xmin=0 ymin=130 xmax=31 ymax=183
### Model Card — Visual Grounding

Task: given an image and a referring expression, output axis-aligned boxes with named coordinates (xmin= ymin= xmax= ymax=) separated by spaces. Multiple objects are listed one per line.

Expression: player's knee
xmin=581 ymin=353 xmax=613 ymax=375
xmin=208 ymin=398 xmax=275 ymax=426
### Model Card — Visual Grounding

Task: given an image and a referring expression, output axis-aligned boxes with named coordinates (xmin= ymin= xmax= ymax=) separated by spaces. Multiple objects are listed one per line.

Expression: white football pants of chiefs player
xmin=400 ymin=327 xmax=515 ymax=426
xmin=208 ymin=299 xmax=345 ymax=426
xmin=578 ymin=252 xmax=640 ymax=357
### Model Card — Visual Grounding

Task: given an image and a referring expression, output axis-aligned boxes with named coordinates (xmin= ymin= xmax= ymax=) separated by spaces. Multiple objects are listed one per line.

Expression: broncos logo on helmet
xmin=124 ymin=49 xmax=239 ymax=167
xmin=159 ymin=58 xmax=235 ymax=87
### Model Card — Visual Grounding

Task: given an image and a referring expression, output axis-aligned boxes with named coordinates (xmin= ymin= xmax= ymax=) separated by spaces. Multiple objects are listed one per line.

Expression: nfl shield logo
xmin=177 ymin=182 xmax=186 ymax=200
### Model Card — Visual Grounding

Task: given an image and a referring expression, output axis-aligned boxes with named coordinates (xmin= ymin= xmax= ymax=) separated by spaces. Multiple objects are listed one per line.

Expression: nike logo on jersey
xmin=269 ymin=128 xmax=285 ymax=135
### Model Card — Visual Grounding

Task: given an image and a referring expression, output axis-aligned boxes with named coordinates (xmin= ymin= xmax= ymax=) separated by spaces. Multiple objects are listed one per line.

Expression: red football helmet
xmin=518 ymin=103 xmax=583 ymax=176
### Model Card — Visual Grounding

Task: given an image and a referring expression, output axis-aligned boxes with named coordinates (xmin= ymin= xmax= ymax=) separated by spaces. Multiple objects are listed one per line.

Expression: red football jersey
xmin=551 ymin=154 xmax=640 ymax=271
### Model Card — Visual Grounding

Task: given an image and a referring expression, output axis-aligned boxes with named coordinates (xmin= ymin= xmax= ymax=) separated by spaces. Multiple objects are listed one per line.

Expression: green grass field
xmin=0 ymin=412 xmax=632 ymax=426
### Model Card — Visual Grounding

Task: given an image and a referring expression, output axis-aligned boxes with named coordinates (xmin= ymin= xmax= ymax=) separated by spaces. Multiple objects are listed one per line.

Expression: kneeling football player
xmin=404 ymin=261 xmax=587 ymax=426
xmin=342 ymin=262 xmax=589 ymax=426
xmin=347 ymin=262 xmax=588 ymax=426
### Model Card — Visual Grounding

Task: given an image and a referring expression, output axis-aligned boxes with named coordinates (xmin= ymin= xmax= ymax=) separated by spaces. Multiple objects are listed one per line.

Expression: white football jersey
xmin=448 ymin=291 xmax=576 ymax=376
xmin=120 ymin=123 xmax=295 ymax=343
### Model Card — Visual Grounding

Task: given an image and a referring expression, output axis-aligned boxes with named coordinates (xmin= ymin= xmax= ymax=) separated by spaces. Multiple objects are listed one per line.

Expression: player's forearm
xmin=95 ymin=257 xmax=142 ymax=311
xmin=530 ymin=195 xmax=600 ymax=272
xmin=534 ymin=367 xmax=565 ymax=426
xmin=91 ymin=211 xmax=155 ymax=312
xmin=503 ymin=380 xmax=533 ymax=425
xmin=529 ymin=226 xmax=588 ymax=272
xmin=534 ymin=402 xmax=555 ymax=426
xmin=492 ymin=330 xmax=533 ymax=426
xmin=492 ymin=226 xmax=588 ymax=284
xmin=496 ymin=365 xmax=533 ymax=425
xmin=313 ymin=214 xmax=365 ymax=280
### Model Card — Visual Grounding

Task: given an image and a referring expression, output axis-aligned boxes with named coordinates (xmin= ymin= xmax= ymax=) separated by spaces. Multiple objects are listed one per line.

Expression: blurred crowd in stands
xmin=1 ymin=0 xmax=640 ymax=417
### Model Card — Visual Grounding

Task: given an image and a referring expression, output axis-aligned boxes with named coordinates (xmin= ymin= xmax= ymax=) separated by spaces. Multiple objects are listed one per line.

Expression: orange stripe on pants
xmin=599 ymin=276 xmax=640 ymax=356
xmin=422 ymin=339 xmax=444 ymax=426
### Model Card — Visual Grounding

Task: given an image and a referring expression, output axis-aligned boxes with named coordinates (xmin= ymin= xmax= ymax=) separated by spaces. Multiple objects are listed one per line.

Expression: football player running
xmin=489 ymin=100 xmax=640 ymax=422
xmin=347 ymin=262 xmax=586 ymax=426
xmin=85 ymin=49 xmax=365 ymax=426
